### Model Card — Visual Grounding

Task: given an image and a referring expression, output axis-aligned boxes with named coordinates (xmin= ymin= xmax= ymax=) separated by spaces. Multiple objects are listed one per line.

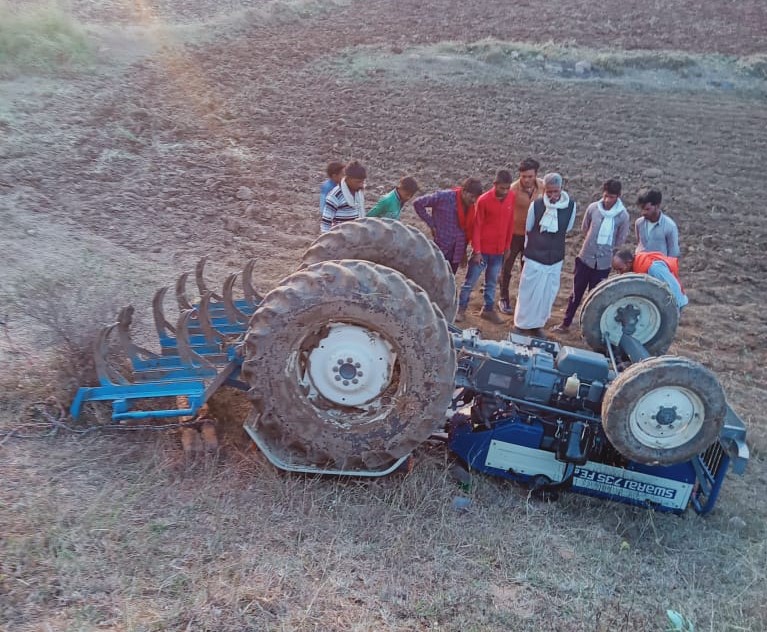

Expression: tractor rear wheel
xmin=579 ymin=273 xmax=679 ymax=355
xmin=301 ymin=218 xmax=457 ymax=321
xmin=601 ymin=356 xmax=726 ymax=465
xmin=242 ymin=260 xmax=456 ymax=472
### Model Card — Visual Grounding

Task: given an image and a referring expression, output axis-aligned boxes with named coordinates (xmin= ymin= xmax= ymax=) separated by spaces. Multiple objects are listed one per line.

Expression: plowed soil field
xmin=1 ymin=1 xmax=766 ymax=630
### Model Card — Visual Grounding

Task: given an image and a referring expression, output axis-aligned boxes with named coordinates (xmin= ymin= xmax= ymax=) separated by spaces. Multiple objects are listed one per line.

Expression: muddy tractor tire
xmin=601 ymin=356 xmax=727 ymax=465
xmin=301 ymin=218 xmax=457 ymax=322
xmin=580 ymin=273 xmax=679 ymax=355
xmin=241 ymin=260 xmax=456 ymax=472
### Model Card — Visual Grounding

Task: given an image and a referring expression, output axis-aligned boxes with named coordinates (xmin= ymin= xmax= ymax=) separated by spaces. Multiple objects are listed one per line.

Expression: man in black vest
xmin=513 ymin=172 xmax=577 ymax=336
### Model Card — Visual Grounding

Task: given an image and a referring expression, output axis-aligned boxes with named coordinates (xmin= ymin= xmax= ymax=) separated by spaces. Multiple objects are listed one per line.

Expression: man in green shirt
xmin=367 ymin=176 xmax=419 ymax=220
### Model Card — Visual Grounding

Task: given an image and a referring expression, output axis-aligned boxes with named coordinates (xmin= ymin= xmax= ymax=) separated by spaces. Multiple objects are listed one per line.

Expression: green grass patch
xmin=0 ymin=1 xmax=92 ymax=74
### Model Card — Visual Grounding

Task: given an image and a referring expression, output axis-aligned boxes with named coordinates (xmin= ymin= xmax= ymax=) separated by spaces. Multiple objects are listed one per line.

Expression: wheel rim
xmin=303 ymin=323 xmax=396 ymax=408
xmin=599 ymin=295 xmax=662 ymax=346
xmin=629 ymin=385 xmax=705 ymax=449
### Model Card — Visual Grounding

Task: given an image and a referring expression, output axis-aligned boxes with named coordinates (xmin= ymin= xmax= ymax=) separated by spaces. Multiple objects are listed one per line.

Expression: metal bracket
xmin=243 ymin=423 xmax=410 ymax=477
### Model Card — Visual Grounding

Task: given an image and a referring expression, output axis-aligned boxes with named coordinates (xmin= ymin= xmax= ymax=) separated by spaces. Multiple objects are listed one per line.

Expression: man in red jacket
xmin=455 ymin=170 xmax=515 ymax=324
xmin=612 ymin=249 xmax=688 ymax=310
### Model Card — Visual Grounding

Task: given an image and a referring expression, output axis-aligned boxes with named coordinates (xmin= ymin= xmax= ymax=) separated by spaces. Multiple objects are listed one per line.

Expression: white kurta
xmin=513 ymin=258 xmax=563 ymax=329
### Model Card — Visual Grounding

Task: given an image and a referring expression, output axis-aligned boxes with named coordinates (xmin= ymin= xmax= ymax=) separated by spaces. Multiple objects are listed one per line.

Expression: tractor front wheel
xmin=579 ymin=273 xmax=679 ymax=355
xmin=601 ymin=356 xmax=726 ymax=465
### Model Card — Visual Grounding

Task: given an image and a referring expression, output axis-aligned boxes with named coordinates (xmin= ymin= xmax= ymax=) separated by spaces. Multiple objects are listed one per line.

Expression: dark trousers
xmin=563 ymin=257 xmax=611 ymax=326
xmin=439 ymin=244 xmax=460 ymax=274
xmin=499 ymin=234 xmax=526 ymax=302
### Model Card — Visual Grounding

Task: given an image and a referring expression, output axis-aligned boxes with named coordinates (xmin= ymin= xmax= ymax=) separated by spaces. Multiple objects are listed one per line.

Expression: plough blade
xmin=222 ymin=273 xmax=252 ymax=325
xmin=175 ymin=272 xmax=194 ymax=311
xmin=241 ymin=259 xmax=263 ymax=305
xmin=196 ymin=255 xmax=223 ymax=302
xmin=71 ymin=257 xmax=260 ymax=422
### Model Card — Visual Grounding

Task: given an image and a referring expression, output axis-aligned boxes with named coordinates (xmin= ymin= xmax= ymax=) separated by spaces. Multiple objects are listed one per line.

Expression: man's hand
xmin=470 ymin=252 xmax=482 ymax=265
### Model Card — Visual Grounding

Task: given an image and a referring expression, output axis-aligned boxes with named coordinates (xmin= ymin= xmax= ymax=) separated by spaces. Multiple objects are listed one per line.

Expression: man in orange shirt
xmin=612 ymin=249 xmax=688 ymax=310
xmin=456 ymin=170 xmax=515 ymax=324
xmin=498 ymin=158 xmax=545 ymax=314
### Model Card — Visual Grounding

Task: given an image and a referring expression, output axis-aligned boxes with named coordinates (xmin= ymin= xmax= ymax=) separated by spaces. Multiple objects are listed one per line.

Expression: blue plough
xmin=70 ymin=257 xmax=255 ymax=422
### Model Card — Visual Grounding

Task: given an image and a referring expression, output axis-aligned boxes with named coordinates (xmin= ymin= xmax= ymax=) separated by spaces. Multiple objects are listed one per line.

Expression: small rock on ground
xmin=236 ymin=186 xmax=254 ymax=200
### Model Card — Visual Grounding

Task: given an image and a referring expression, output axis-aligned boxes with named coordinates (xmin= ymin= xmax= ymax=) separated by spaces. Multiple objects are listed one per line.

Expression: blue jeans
xmin=647 ymin=261 xmax=689 ymax=311
xmin=459 ymin=254 xmax=504 ymax=310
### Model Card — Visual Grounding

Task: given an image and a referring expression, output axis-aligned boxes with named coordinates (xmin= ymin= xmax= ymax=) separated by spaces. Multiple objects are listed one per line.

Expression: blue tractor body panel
xmin=449 ymin=412 xmax=737 ymax=515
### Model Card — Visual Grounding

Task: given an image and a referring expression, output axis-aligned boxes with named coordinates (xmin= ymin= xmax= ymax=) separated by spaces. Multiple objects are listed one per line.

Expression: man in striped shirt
xmin=320 ymin=160 xmax=367 ymax=233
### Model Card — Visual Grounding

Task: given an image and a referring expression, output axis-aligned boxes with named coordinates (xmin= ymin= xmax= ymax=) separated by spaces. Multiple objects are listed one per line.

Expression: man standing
xmin=499 ymin=158 xmax=545 ymax=315
xmin=635 ymin=188 xmax=680 ymax=257
xmin=612 ymin=249 xmax=688 ymax=310
xmin=319 ymin=161 xmax=344 ymax=214
xmin=366 ymin=176 xmax=420 ymax=220
xmin=413 ymin=177 xmax=484 ymax=273
xmin=456 ymin=170 xmax=515 ymax=324
xmin=552 ymin=179 xmax=630 ymax=332
xmin=320 ymin=160 xmax=366 ymax=233
xmin=513 ymin=172 xmax=577 ymax=335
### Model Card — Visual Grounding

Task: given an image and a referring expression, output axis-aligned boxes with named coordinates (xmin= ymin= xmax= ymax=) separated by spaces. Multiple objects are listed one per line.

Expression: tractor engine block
xmin=453 ymin=330 xmax=612 ymax=417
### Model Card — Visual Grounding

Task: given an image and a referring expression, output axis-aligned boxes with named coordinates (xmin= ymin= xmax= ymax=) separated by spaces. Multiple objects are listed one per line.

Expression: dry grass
xmin=0 ymin=1 xmax=92 ymax=76
xmin=330 ymin=39 xmax=767 ymax=94
xmin=0 ymin=260 xmax=130 ymax=405
xmin=1 ymin=413 xmax=765 ymax=631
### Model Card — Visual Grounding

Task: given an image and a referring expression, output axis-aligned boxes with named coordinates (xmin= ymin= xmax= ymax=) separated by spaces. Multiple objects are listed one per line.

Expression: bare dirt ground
xmin=1 ymin=0 xmax=766 ymax=630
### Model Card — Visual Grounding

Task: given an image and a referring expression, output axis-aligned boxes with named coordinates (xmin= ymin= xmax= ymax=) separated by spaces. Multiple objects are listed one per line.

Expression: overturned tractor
xmin=72 ymin=219 xmax=748 ymax=514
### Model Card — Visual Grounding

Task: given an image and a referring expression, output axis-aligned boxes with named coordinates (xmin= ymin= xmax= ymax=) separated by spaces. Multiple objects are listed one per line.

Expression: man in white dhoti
xmin=513 ymin=172 xmax=577 ymax=336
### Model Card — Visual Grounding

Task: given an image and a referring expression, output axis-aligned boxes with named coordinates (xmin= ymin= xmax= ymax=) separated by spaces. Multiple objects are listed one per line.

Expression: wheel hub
xmin=615 ymin=304 xmax=642 ymax=336
xmin=629 ymin=386 xmax=705 ymax=449
xmin=305 ymin=324 xmax=395 ymax=407
xmin=654 ymin=405 xmax=679 ymax=426
xmin=600 ymin=297 xmax=662 ymax=347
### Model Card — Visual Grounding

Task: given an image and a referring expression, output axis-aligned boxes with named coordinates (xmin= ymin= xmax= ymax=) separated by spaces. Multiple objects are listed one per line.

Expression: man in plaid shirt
xmin=413 ymin=178 xmax=484 ymax=273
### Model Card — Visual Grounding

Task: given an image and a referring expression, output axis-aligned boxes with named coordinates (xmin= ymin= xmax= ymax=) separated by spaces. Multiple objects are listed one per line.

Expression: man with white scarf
xmin=552 ymin=179 xmax=630 ymax=332
xmin=513 ymin=172 xmax=577 ymax=335
xmin=320 ymin=160 xmax=366 ymax=233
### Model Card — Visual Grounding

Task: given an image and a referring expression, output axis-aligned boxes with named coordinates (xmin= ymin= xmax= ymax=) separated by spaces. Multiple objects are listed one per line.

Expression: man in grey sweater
xmin=553 ymin=179 xmax=630 ymax=332
xmin=634 ymin=188 xmax=680 ymax=257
